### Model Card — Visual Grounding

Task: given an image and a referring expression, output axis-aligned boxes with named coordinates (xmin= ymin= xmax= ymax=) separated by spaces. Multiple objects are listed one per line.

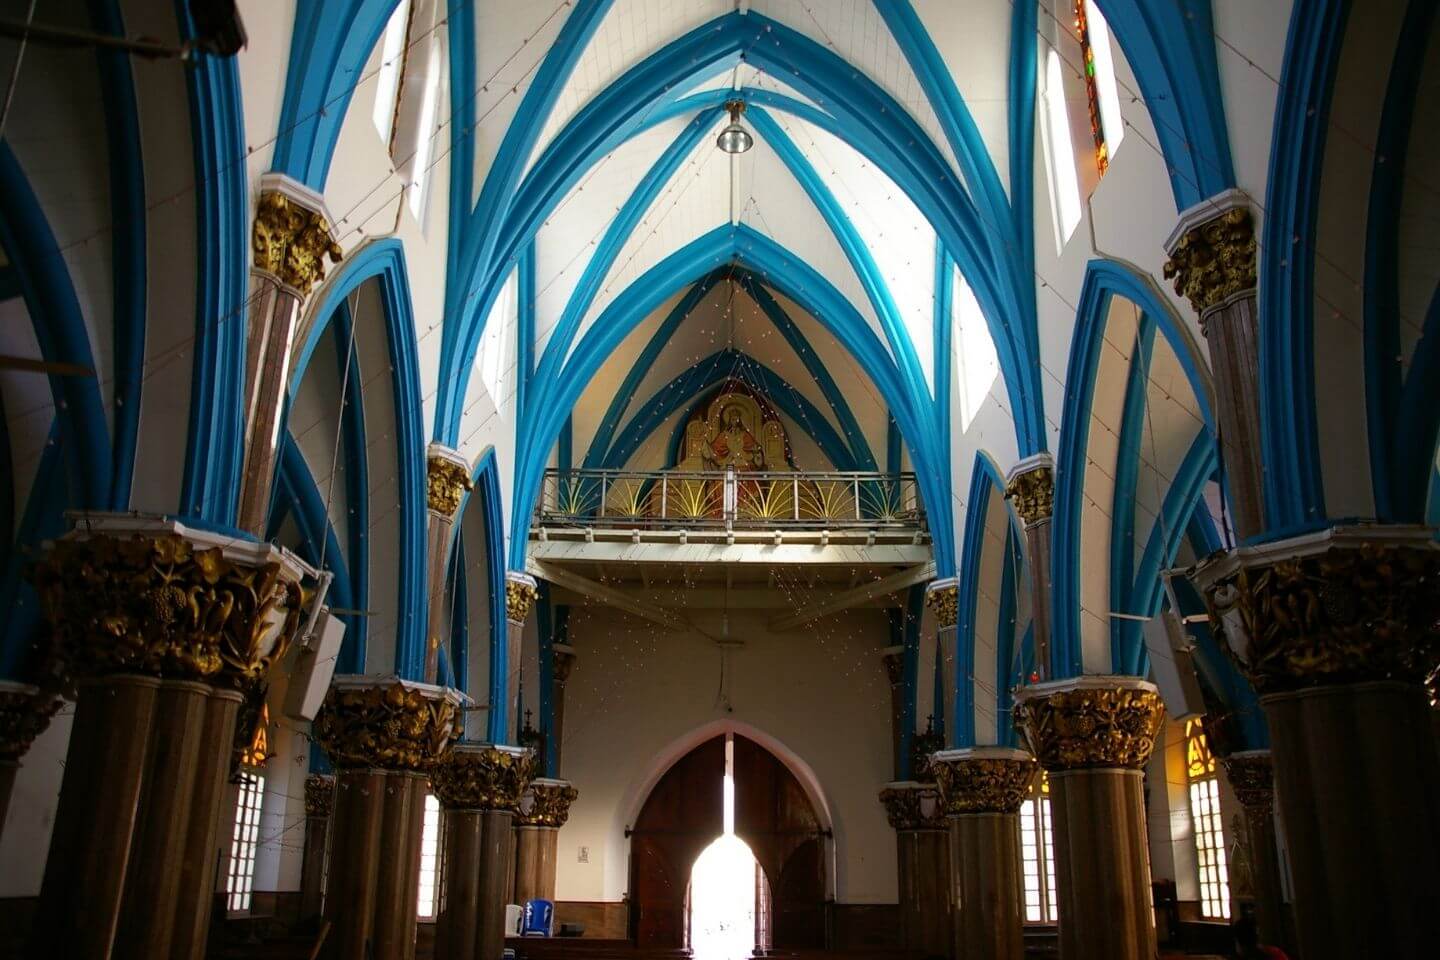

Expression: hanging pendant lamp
xmin=716 ymin=99 xmax=753 ymax=154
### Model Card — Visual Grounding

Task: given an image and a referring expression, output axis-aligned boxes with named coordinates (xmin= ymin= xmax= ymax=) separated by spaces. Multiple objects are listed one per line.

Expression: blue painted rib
xmin=0 ymin=421 xmax=67 ymax=679
xmin=995 ymin=525 xmax=1020 ymax=747
xmin=1395 ymin=279 xmax=1440 ymax=521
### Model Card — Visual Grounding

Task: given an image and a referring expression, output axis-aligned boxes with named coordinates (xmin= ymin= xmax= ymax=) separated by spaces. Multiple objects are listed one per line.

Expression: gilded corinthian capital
xmin=1005 ymin=455 xmax=1054 ymax=527
xmin=252 ymin=188 xmax=342 ymax=294
xmin=505 ymin=572 xmax=539 ymax=625
xmin=1163 ymin=192 xmax=1257 ymax=315
xmin=431 ymin=743 xmax=535 ymax=812
xmin=426 ymin=453 xmax=473 ymax=516
xmin=1221 ymin=750 xmax=1273 ymax=812
xmin=931 ymin=748 xmax=1037 ymax=815
xmin=0 ymin=682 xmax=63 ymax=765
xmin=28 ymin=518 xmax=308 ymax=691
xmin=925 ymin=578 xmax=958 ymax=630
xmin=517 ymin=778 xmax=579 ymax=827
xmin=312 ymin=677 xmax=465 ymax=772
xmin=1014 ymin=677 xmax=1165 ymax=771
xmin=304 ymin=774 xmax=335 ymax=818
xmin=878 ymin=782 xmax=946 ymax=831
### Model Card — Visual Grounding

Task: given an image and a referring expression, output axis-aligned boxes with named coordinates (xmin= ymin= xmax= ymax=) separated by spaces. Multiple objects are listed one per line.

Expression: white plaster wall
xmin=0 ymin=702 xmax=73 ymax=897
xmin=555 ymin=604 xmax=897 ymax=905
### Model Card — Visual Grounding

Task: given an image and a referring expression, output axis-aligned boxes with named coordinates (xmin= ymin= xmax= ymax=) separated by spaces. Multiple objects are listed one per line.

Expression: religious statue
xmin=702 ymin=404 xmax=765 ymax=471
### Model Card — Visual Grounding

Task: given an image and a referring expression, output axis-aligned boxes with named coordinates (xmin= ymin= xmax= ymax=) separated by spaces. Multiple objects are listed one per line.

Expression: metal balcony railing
xmin=534 ymin=468 xmax=926 ymax=530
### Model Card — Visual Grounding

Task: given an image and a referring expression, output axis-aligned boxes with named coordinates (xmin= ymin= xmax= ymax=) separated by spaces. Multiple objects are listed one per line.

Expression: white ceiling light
xmin=716 ymin=100 xmax=752 ymax=155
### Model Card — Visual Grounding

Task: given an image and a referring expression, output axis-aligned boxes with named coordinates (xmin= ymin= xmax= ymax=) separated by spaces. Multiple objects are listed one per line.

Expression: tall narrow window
xmin=226 ymin=772 xmax=265 ymax=913
xmin=416 ymin=793 xmax=443 ymax=919
xmin=1077 ymin=0 xmax=1125 ymax=174
xmin=1043 ymin=49 xmax=1083 ymax=248
xmin=372 ymin=0 xmax=413 ymax=147
xmin=1020 ymin=773 xmax=1059 ymax=923
xmin=1186 ymin=719 xmax=1231 ymax=919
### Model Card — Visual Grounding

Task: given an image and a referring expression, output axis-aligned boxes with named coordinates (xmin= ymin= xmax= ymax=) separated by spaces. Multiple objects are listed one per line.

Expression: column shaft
xmin=1241 ymin=801 xmax=1286 ymax=948
xmin=1022 ymin=519 xmax=1052 ymax=674
xmin=372 ymin=772 xmax=428 ymax=959
xmin=324 ymin=770 xmax=391 ymax=958
xmin=896 ymin=828 xmax=949 ymax=956
xmin=951 ymin=814 xmax=1024 ymax=960
xmin=300 ymin=814 xmax=330 ymax=918
xmin=1049 ymin=769 xmax=1155 ymax=960
xmin=1263 ymin=682 xmax=1440 ymax=959
xmin=515 ymin=825 xmax=559 ymax=903
xmin=236 ymin=280 xmax=302 ymax=534
xmin=435 ymin=809 xmax=484 ymax=957
xmin=1200 ymin=296 xmax=1264 ymax=538
xmin=550 ymin=646 xmax=575 ymax=775
xmin=423 ymin=512 xmax=456 ymax=682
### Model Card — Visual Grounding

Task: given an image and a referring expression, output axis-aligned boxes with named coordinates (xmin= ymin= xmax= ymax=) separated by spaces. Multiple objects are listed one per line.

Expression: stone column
xmin=1015 ymin=676 xmax=1166 ymax=960
xmin=313 ymin=678 xmax=466 ymax=960
xmin=1163 ymin=190 xmax=1262 ymax=539
xmin=300 ymin=774 xmax=335 ymax=919
xmin=924 ymin=580 xmax=958 ymax=740
xmin=424 ymin=447 xmax=473 ymax=682
xmin=0 ymin=681 xmax=62 ymax=832
xmin=1191 ymin=526 xmax=1440 ymax=960
xmin=514 ymin=778 xmax=578 ymax=903
xmin=879 ymin=782 xmax=950 ymax=958
xmin=549 ymin=643 xmax=576 ymax=775
xmin=24 ymin=518 xmax=308 ymax=959
xmin=881 ymin=645 xmax=906 ymax=780
xmin=236 ymin=176 xmax=343 ymax=535
xmin=1221 ymin=751 xmax=1286 ymax=950
xmin=1005 ymin=454 xmax=1054 ymax=677
xmin=502 ymin=573 xmax=539 ymax=744
xmin=432 ymin=743 xmax=535 ymax=960
xmin=931 ymin=748 xmax=1036 ymax=960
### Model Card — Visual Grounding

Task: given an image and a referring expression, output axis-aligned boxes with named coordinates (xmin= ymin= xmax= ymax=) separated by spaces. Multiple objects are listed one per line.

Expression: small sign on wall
xmin=577 ymin=846 xmax=590 ymax=863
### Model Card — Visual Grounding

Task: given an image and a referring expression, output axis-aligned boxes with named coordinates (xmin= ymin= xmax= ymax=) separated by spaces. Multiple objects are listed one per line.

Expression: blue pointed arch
xmin=294 ymin=238 xmax=428 ymax=679
xmin=1051 ymin=259 xmax=1215 ymax=678
xmin=452 ymin=448 xmax=509 ymax=744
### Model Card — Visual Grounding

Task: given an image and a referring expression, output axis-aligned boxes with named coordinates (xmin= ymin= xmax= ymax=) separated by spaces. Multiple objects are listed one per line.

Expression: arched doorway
xmin=629 ymin=732 xmax=828 ymax=950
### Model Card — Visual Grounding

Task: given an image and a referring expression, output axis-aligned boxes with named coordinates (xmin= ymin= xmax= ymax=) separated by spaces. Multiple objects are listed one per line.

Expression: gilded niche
xmin=304 ymin=774 xmax=336 ymax=818
xmin=1014 ymin=685 xmax=1164 ymax=770
xmin=878 ymin=784 xmax=946 ymax=831
xmin=932 ymin=756 xmax=1037 ymax=816
xmin=252 ymin=190 xmax=343 ymax=293
xmin=0 ymin=686 xmax=63 ymax=764
xmin=312 ymin=681 xmax=462 ymax=771
xmin=517 ymin=781 xmax=580 ymax=827
xmin=924 ymin=581 xmax=959 ymax=630
xmin=431 ymin=745 xmax=536 ymax=812
xmin=1200 ymin=542 xmax=1440 ymax=693
xmin=426 ymin=455 xmax=473 ymax=516
xmin=1005 ymin=465 xmax=1054 ymax=527
xmin=506 ymin=575 xmax=539 ymax=625
xmin=1163 ymin=207 xmax=1257 ymax=315
xmin=30 ymin=534 xmax=304 ymax=689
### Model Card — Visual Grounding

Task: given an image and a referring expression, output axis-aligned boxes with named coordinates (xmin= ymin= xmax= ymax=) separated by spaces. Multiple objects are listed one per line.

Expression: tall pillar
xmin=26 ymin=517 xmax=308 ymax=959
xmin=1191 ymin=527 xmax=1440 ymax=959
xmin=514 ymin=778 xmax=578 ymax=904
xmin=549 ymin=643 xmax=576 ymax=775
xmin=931 ymin=748 xmax=1036 ymax=960
xmin=924 ymin=580 xmax=958 ymax=739
xmin=432 ymin=743 xmax=535 ymax=960
xmin=300 ymin=773 xmax=335 ymax=919
xmin=424 ymin=447 xmax=473 ymax=682
xmin=236 ymin=176 xmax=342 ymax=535
xmin=0 ymin=681 xmax=62 ymax=832
xmin=1220 ymin=751 xmax=1286 ymax=950
xmin=313 ymin=678 xmax=465 ymax=960
xmin=1015 ymin=676 xmax=1165 ymax=960
xmin=881 ymin=646 xmax=906 ymax=779
xmin=879 ymin=782 xmax=950 ymax=957
xmin=1005 ymin=455 xmax=1054 ymax=677
xmin=1163 ymin=190 xmax=1262 ymax=539
xmin=501 ymin=573 xmax=539 ymax=743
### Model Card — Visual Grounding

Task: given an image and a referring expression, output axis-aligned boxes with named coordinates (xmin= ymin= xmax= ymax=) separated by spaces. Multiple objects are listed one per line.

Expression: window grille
xmin=416 ymin=793 xmax=443 ymax=919
xmin=1020 ymin=772 xmax=1059 ymax=923
xmin=226 ymin=772 xmax=265 ymax=913
xmin=1186 ymin=719 xmax=1231 ymax=919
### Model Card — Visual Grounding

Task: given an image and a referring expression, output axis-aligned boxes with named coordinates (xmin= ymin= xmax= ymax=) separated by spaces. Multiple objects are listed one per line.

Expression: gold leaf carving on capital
xmin=304 ymin=774 xmax=335 ymax=818
xmin=1163 ymin=207 xmax=1256 ymax=315
xmin=517 ymin=782 xmax=579 ymax=826
xmin=426 ymin=456 xmax=473 ymax=516
xmin=925 ymin=584 xmax=958 ymax=630
xmin=1015 ymin=686 xmax=1164 ymax=771
xmin=0 ymin=689 xmax=63 ymax=763
xmin=432 ymin=746 xmax=536 ymax=812
xmin=506 ymin=578 xmax=539 ymax=625
xmin=1221 ymin=754 xmax=1273 ymax=811
xmin=878 ymin=785 xmax=945 ymax=831
xmin=1005 ymin=467 xmax=1054 ymax=527
xmin=29 ymin=534 xmax=304 ymax=690
xmin=252 ymin=191 xmax=342 ymax=294
xmin=933 ymin=756 xmax=1037 ymax=815
xmin=312 ymin=682 xmax=462 ymax=772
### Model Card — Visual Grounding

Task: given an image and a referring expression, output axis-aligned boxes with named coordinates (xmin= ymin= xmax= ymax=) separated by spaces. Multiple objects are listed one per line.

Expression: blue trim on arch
xmin=933 ymin=242 xmax=953 ymax=459
xmin=510 ymin=225 xmax=954 ymax=571
xmin=176 ymin=18 xmax=246 ymax=524
xmin=1260 ymin=0 xmax=1348 ymax=531
xmin=1395 ymin=280 xmax=1440 ymax=522
xmin=1364 ymin=0 xmax=1439 ymax=522
xmin=298 ymin=239 xmax=428 ymax=679
xmin=89 ymin=0 xmax=145 ymax=510
xmin=0 ymin=145 xmax=111 ymax=510
xmin=516 ymin=242 xmax=536 ymax=418
xmin=459 ymin=449 xmax=510 ymax=745
xmin=0 ymin=421 xmax=68 ymax=680
xmin=332 ymin=302 xmax=370 ymax=657
xmin=1108 ymin=319 xmax=1156 ymax=662
xmin=994 ymin=526 xmax=1020 ymax=748
xmin=1007 ymin=0 xmax=1037 ymax=319
xmin=447 ymin=535 xmax=468 ymax=695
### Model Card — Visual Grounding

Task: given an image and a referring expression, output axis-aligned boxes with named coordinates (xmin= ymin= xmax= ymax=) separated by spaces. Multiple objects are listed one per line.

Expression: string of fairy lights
xmin=7 ymin=0 xmax=1419 ymax=829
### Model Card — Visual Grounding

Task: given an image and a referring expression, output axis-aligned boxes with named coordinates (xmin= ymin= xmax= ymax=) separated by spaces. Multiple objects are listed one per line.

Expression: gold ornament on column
xmin=29 ymin=533 xmax=304 ymax=690
xmin=1222 ymin=751 xmax=1274 ymax=813
xmin=304 ymin=774 xmax=336 ymax=818
xmin=506 ymin=576 xmax=539 ymax=625
xmin=1005 ymin=465 xmax=1054 ymax=527
xmin=431 ymin=744 xmax=535 ymax=811
xmin=426 ymin=455 xmax=473 ymax=516
xmin=0 ymin=685 xmax=63 ymax=764
xmin=924 ymin=582 xmax=958 ymax=629
xmin=252 ymin=190 xmax=343 ymax=294
xmin=1162 ymin=206 xmax=1257 ymax=315
xmin=1014 ymin=683 xmax=1165 ymax=770
xmin=932 ymin=754 xmax=1037 ymax=816
xmin=878 ymin=784 xmax=946 ymax=831
xmin=312 ymin=681 xmax=463 ymax=771
xmin=516 ymin=780 xmax=579 ymax=827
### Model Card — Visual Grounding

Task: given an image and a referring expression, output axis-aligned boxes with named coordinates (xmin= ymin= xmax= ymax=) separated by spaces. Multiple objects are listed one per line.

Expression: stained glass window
xmin=1020 ymin=773 xmax=1059 ymax=923
xmin=1185 ymin=719 xmax=1230 ymax=919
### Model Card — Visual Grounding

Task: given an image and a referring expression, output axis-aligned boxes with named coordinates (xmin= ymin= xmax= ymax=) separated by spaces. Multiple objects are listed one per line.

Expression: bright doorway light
xmin=690 ymin=835 xmax=758 ymax=960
